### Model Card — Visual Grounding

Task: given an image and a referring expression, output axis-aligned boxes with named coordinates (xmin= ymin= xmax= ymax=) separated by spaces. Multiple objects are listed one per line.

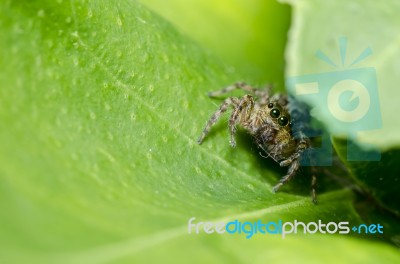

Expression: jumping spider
xmin=197 ymin=82 xmax=318 ymax=203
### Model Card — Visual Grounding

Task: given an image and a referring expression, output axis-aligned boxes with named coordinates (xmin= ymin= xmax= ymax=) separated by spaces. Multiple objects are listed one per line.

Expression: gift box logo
xmin=286 ymin=37 xmax=382 ymax=165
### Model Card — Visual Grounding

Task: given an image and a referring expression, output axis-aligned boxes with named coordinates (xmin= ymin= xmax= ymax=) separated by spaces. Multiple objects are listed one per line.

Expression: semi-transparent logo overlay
xmin=286 ymin=37 xmax=382 ymax=166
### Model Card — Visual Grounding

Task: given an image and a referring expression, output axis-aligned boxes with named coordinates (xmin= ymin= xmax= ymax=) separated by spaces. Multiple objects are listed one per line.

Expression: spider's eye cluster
xmin=268 ymin=102 xmax=289 ymax=127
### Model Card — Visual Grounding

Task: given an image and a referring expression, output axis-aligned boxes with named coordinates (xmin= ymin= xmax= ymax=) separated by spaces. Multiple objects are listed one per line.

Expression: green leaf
xmin=140 ymin=0 xmax=291 ymax=87
xmin=332 ymin=138 xmax=400 ymax=246
xmin=333 ymin=139 xmax=400 ymax=212
xmin=284 ymin=0 xmax=400 ymax=150
xmin=1 ymin=0 xmax=399 ymax=263
xmin=284 ymin=0 xmax=400 ymax=249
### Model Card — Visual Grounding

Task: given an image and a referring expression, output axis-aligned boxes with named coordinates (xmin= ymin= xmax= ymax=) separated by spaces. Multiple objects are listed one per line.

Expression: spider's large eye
xmin=278 ymin=116 xmax=289 ymax=126
xmin=267 ymin=103 xmax=273 ymax=109
xmin=270 ymin=108 xmax=280 ymax=118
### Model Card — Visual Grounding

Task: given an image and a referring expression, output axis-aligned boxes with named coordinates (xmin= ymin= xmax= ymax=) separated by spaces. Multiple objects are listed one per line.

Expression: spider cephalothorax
xmin=197 ymin=82 xmax=317 ymax=203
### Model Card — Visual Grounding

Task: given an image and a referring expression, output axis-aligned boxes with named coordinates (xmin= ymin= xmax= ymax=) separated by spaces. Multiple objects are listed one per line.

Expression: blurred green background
xmin=1 ymin=0 xmax=399 ymax=263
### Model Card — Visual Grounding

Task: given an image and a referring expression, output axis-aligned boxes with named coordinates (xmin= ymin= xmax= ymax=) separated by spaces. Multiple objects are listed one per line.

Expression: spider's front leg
xmin=197 ymin=95 xmax=254 ymax=147
xmin=197 ymin=97 xmax=240 ymax=145
xmin=275 ymin=142 xmax=307 ymax=192
xmin=273 ymin=154 xmax=318 ymax=204
xmin=279 ymin=137 xmax=309 ymax=167
xmin=272 ymin=157 xmax=300 ymax=194
xmin=228 ymin=94 xmax=254 ymax=147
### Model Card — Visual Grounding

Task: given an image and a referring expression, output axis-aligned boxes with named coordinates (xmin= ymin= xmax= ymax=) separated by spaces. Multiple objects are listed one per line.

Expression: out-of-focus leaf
xmin=284 ymin=0 xmax=400 ymax=150
xmin=140 ymin=0 xmax=291 ymax=86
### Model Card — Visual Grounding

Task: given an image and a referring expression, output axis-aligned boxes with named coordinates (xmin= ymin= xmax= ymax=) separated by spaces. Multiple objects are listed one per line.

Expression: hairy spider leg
xmin=311 ymin=171 xmax=318 ymax=204
xmin=197 ymin=97 xmax=240 ymax=145
xmin=279 ymin=137 xmax=309 ymax=167
xmin=272 ymin=158 xmax=300 ymax=193
xmin=272 ymin=139 xmax=310 ymax=193
xmin=208 ymin=82 xmax=272 ymax=99
xmin=228 ymin=95 xmax=254 ymax=147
